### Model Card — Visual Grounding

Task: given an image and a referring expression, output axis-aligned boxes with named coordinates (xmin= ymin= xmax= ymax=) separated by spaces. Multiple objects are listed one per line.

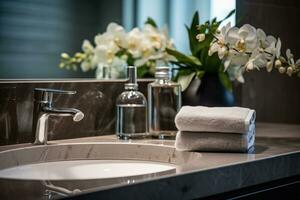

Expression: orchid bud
xmin=287 ymin=67 xmax=293 ymax=76
xmin=75 ymin=53 xmax=82 ymax=58
xmin=275 ymin=59 xmax=282 ymax=68
xmin=59 ymin=63 xmax=65 ymax=68
xmin=278 ymin=66 xmax=286 ymax=74
xmin=245 ymin=61 xmax=254 ymax=71
xmin=196 ymin=33 xmax=205 ymax=42
xmin=61 ymin=53 xmax=69 ymax=59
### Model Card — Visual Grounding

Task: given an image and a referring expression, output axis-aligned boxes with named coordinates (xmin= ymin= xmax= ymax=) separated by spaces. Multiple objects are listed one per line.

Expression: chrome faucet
xmin=32 ymin=88 xmax=84 ymax=145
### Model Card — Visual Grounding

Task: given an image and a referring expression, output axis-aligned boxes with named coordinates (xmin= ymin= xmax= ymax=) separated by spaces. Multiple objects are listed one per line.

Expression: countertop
xmin=0 ymin=123 xmax=300 ymax=199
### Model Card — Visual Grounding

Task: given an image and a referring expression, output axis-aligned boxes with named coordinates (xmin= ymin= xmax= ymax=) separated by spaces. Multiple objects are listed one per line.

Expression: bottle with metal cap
xmin=116 ymin=66 xmax=148 ymax=139
xmin=148 ymin=66 xmax=181 ymax=139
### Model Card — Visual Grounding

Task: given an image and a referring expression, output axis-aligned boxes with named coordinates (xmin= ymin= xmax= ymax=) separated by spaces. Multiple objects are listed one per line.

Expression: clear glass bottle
xmin=116 ymin=66 xmax=148 ymax=139
xmin=148 ymin=66 xmax=181 ymax=139
xmin=96 ymin=64 xmax=111 ymax=79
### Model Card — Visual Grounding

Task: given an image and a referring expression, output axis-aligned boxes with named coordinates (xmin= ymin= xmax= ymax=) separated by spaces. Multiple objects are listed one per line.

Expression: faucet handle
xmin=34 ymin=88 xmax=76 ymax=103
xmin=34 ymin=88 xmax=76 ymax=94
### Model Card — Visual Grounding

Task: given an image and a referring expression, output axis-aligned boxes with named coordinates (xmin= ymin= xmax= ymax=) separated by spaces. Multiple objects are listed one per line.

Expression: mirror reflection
xmin=0 ymin=0 xmax=235 ymax=79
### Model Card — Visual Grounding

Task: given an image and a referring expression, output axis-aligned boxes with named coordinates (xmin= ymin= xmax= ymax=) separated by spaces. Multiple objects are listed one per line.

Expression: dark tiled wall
xmin=236 ymin=0 xmax=300 ymax=123
xmin=0 ymin=80 xmax=149 ymax=146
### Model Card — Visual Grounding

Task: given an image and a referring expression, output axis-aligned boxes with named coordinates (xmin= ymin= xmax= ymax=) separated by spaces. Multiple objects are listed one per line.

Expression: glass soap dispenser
xmin=148 ymin=66 xmax=181 ymax=139
xmin=116 ymin=66 xmax=148 ymax=139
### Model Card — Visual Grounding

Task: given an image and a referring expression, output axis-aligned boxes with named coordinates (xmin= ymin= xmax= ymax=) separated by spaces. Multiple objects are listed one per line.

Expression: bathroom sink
xmin=0 ymin=142 xmax=177 ymax=181
xmin=0 ymin=141 xmax=201 ymax=200
xmin=0 ymin=159 xmax=175 ymax=180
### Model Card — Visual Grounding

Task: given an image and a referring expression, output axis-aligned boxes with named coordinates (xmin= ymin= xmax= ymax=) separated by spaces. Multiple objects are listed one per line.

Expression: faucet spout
xmin=43 ymin=107 xmax=84 ymax=122
xmin=32 ymin=88 xmax=84 ymax=145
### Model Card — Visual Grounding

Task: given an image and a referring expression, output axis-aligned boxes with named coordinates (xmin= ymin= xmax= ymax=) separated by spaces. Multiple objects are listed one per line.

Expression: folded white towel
xmin=175 ymin=106 xmax=256 ymax=134
xmin=175 ymin=123 xmax=255 ymax=152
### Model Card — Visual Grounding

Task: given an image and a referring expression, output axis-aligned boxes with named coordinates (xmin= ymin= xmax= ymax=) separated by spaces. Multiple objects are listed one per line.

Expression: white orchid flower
xmin=286 ymin=49 xmax=295 ymax=65
xmin=285 ymin=49 xmax=296 ymax=76
xmin=223 ymin=48 xmax=249 ymax=71
xmin=95 ymin=23 xmax=127 ymax=48
xmin=296 ymin=59 xmax=300 ymax=66
xmin=255 ymin=28 xmax=282 ymax=72
xmin=95 ymin=57 xmax=126 ymax=79
xmin=94 ymin=33 xmax=110 ymax=46
xmin=209 ymin=22 xmax=231 ymax=59
xmin=227 ymin=65 xmax=245 ymax=83
xmin=256 ymin=29 xmax=266 ymax=44
xmin=82 ymin=40 xmax=94 ymax=53
xmin=80 ymin=60 xmax=92 ymax=72
xmin=143 ymin=24 xmax=165 ymax=49
xmin=264 ymin=38 xmax=281 ymax=59
xmin=107 ymin=23 xmax=127 ymax=48
xmin=226 ymin=24 xmax=258 ymax=53
xmin=244 ymin=49 xmax=267 ymax=71
xmin=209 ymin=42 xmax=228 ymax=59
xmin=127 ymin=28 xmax=144 ymax=58
xmin=264 ymin=38 xmax=281 ymax=72
xmin=110 ymin=57 xmax=127 ymax=78
xmin=93 ymin=41 xmax=119 ymax=66
xmin=134 ymin=39 xmax=156 ymax=67
xmin=80 ymin=40 xmax=95 ymax=72
xmin=256 ymin=29 xmax=277 ymax=49
xmin=218 ymin=22 xmax=232 ymax=43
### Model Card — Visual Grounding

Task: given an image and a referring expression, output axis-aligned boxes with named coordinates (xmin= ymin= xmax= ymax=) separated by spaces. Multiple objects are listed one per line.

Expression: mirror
xmin=0 ymin=0 xmax=235 ymax=79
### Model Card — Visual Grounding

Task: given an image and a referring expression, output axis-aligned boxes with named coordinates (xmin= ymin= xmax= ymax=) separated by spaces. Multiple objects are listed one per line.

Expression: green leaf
xmin=170 ymin=61 xmax=189 ymax=69
xmin=211 ymin=17 xmax=217 ymax=24
xmin=187 ymin=11 xmax=201 ymax=55
xmin=193 ymin=33 xmax=215 ymax=57
xmin=204 ymin=49 xmax=222 ymax=74
xmin=174 ymin=67 xmax=194 ymax=80
xmin=144 ymin=17 xmax=157 ymax=28
xmin=297 ymin=72 xmax=300 ymax=78
xmin=220 ymin=9 xmax=235 ymax=22
xmin=218 ymin=72 xmax=233 ymax=92
xmin=186 ymin=26 xmax=197 ymax=56
xmin=196 ymin=71 xmax=205 ymax=79
xmin=137 ymin=65 xmax=149 ymax=78
xmin=166 ymin=48 xmax=202 ymax=66
xmin=188 ymin=55 xmax=202 ymax=66
xmin=198 ymin=24 xmax=207 ymax=33
xmin=126 ymin=52 xmax=135 ymax=66
xmin=190 ymin=11 xmax=199 ymax=30
xmin=210 ymin=21 xmax=221 ymax=33
xmin=178 ymin=72 xmax=195 ymax=91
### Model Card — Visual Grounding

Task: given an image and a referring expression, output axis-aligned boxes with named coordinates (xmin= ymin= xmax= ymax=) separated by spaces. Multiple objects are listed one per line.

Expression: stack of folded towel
xmin=175 ymin=106 xmax=256 ymax=153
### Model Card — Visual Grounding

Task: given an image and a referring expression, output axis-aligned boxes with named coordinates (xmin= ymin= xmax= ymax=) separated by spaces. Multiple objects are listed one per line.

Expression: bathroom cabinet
xmin=205 ymin=175 xmax=300 ymax=200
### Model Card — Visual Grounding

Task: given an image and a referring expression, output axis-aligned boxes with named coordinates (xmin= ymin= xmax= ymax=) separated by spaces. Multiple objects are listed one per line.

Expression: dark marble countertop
xmin=0 ymin=123 xmax=300 ymax=200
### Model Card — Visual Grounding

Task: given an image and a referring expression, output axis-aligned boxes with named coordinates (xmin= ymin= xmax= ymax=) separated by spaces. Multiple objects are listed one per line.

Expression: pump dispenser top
xmin=125 ymin=66 xmax=138 ymax=90
xmin=154 ymin=66 xmax=170 ymax=79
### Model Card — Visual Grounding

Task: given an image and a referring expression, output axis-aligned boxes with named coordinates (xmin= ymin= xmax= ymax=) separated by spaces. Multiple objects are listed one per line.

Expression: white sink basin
xmin=0 ymin=159 xmax=175 ymax=180
xmin=0 ymin=143 xmax=178 ymax=181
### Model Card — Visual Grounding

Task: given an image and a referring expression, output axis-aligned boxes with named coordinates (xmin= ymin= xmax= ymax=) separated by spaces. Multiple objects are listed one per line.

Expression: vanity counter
xmin=0 ymin=122 xmax=300 ymax=199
